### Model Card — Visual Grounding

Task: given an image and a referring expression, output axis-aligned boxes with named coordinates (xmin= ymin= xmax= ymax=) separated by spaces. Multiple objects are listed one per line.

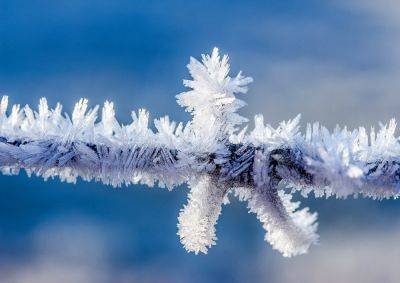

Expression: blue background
xmin=1 ymin=1 xmax=400 ymax=282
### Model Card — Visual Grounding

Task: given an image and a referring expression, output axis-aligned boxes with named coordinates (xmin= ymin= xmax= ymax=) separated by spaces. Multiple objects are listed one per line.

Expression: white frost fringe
xmin=177 ymin=175 xmax=227 ymax=254
xmin=0 ymin=47 xmax=398 ymax=257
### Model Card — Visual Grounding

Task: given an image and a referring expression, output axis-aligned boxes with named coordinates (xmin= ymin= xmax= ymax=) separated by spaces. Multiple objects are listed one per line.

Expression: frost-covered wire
xmin=0 ymin=48 xmax=399 ymax=257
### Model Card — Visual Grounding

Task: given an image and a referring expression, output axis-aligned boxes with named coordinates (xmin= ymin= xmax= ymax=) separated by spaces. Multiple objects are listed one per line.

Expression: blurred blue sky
xmin=3 ymin=0 xmax=400 ymax=126
xmin=1 ymin=1 xmax=400 ymax=282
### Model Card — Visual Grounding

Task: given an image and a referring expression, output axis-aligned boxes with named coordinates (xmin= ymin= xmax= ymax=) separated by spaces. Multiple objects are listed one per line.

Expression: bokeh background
xmin=1 ymin=1 xmax=400 ymax=282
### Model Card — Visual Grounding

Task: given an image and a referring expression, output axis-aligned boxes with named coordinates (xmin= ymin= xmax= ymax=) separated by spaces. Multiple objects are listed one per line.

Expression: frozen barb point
xmin=0 ymin=48 xmax=398 ymax=257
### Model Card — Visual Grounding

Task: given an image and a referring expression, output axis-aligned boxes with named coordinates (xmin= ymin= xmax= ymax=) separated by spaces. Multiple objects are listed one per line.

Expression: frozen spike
xmin=38 ymin=97 xmax=49 ymax=117
xmin=54 ymin=102 xmax=62 ymax=115
xmin=254 ymin=114 xmax=265 ymax=129
xmin=101 ymin=101 xmax=116 ymax=137
xmin=175 ymin=122 xmax=183 ymax=135
xmin=176 ymin=47 xmax=252 ymax=145
xmin=23 ymin=105 xmax=35 ymax=123
xmin=0 ymin=96 xmax=8 ymax=116
xmin=177 ymin=176 xmax=227 ymax=254
xmin=370 ymin=126 xmax=376 ymax=146
xmin=102 ymin=101 xmax=115 ymax=121
xmin=131 ymin=108 xmax=150 ymax=131
xmin=306 ymin=123 xmax=312 ymax=142
xmin=72 ymin=98 xmax=89 ymax=124
xmin=154 ymin=116 xmax=176 ymax=135
xmin=85 ymin=105 xmax=99 ymax=123
xmin=246 ymin=185 xmax=318 ymax=257
xmin=9 ymin=104 xmax=22 ymax=127
xmin=37 ymin=97 xmax=50 ymax=132
xmin=138 ymin=108 xmax=149 ymax=125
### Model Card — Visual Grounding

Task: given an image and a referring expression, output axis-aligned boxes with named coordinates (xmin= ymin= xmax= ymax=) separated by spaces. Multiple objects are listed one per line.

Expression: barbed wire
xmin=0 ymin=48 xmax=398 ymax=257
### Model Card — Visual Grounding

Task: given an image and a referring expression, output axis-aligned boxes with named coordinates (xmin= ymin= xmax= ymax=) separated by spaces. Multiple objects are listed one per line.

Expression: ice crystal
xmin=0 ymin=48 xmax=398 ymax=257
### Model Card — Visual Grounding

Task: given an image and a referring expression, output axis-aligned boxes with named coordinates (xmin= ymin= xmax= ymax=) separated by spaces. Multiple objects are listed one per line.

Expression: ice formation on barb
xmin=0 ymin=48 xmax=399 ymax=257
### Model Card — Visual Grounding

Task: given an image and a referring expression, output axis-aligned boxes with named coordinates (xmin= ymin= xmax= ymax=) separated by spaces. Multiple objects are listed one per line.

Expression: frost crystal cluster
xmin=0 ymin=48 xmax=399 ymax=257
